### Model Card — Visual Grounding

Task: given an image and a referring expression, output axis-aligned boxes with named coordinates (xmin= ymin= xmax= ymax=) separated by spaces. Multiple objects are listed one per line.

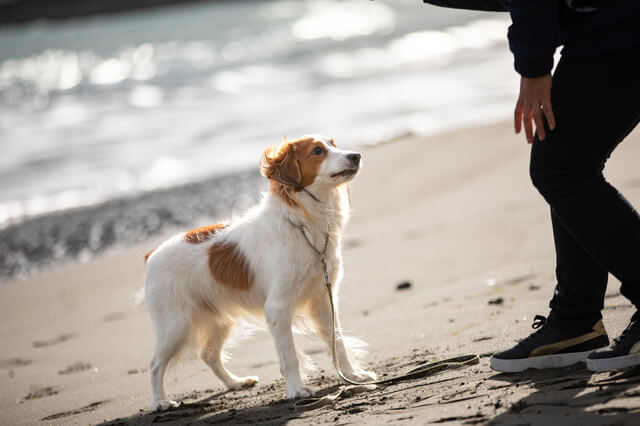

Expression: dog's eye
xmin=312 ymin=146 xmax=324 ymax=155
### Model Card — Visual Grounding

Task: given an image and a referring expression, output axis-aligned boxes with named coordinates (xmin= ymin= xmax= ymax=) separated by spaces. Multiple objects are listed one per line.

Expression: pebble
xmin=396 ymin=281 xmax=412 ymax=291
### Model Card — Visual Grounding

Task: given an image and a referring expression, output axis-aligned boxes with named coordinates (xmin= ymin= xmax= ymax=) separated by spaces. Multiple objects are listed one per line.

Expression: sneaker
xmin=490 ymin=315 xmax=610 ymax=373
xmin=587 ymin=312 xmax=640 ymax=372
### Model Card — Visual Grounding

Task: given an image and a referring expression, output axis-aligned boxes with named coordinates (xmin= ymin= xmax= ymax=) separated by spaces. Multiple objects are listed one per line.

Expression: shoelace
xmin=517 ymin=315 xmax=548 ymax=344
xmin=613 ymin=319 xmax=640 ymax=346
xmin=532 ymin=315 xmax=547 ymax=329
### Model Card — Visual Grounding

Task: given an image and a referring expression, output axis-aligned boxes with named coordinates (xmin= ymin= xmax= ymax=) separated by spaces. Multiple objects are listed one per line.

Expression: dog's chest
xmin=298 ymin=240 xmax=341 ymax=292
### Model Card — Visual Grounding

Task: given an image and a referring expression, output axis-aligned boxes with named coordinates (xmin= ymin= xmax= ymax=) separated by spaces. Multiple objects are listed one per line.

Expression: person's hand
xmin=514 ymin=75 xmax=556 ymax=144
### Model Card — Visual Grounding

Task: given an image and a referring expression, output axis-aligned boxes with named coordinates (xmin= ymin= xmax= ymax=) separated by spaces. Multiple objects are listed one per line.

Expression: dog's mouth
xmin=330 ymin=168 xmax=358 ymax=179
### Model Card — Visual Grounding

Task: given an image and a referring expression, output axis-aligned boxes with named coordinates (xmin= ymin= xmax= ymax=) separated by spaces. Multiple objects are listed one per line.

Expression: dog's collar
xmin=272 ymin=176 xmax=323 ymax=203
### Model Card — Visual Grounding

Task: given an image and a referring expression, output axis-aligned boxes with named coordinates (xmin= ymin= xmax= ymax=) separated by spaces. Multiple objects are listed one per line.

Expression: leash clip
xmin=321 ymin=257 xmax=331 ymax=291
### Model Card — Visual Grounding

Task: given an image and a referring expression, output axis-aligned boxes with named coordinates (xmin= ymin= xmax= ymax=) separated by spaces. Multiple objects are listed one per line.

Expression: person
xmin=485 ymin=0 xmax=640 ymax=373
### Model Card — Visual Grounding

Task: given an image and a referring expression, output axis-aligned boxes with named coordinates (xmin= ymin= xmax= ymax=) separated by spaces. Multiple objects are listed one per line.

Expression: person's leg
xmin=530 ymin=48 xmax=640 ymax=317
xmin=546 ymin=209 xmax=608 ymax=332
xmin=490 ymin=47 xmax=640 ymax=372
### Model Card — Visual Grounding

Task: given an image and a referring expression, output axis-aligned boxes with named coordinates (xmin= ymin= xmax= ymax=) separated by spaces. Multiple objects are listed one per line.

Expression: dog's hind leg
xmin=149 ymin=315 xmax=189 ymax=411
xmin=201 ymin=320 xmax=258 ymax=390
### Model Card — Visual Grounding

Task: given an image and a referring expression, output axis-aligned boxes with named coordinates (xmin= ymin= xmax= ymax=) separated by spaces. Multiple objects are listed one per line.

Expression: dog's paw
xmin=228 ymin=376 xmax=259 ymax=390
xmin=151 ymin=399 xmax=179 ymax=412
xmin=286 ymin=385 xmax=315 ymax=400
xmin=344 ymin=369 xmax=377 ymax=383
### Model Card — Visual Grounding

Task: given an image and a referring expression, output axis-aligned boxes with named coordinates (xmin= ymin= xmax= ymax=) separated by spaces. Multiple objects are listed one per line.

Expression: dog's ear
xmin=260 ymin=142 xmax=302 ymax=185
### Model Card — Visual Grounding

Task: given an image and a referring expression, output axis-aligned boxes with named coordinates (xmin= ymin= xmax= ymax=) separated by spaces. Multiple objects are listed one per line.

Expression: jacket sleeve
xmin=422 ymin=1 xmax=507 ymax=12
xmin=507 ymin=0 xmax=559 ymax=77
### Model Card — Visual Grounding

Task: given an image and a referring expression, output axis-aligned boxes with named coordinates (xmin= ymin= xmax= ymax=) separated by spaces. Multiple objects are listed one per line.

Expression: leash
xmin=271 ymin=175 xmax=324 ymax=203
xmin=288 ymin=220 xmax=480 ymax=411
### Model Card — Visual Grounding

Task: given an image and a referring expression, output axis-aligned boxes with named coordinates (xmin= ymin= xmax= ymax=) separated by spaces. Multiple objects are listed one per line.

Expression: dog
xmin=143 ymin=135 xmax=376 ymax=411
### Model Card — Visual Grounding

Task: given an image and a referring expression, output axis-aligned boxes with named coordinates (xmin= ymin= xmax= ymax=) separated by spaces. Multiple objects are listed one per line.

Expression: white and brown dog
xmin=143 ymin=135 xmax=375 ymax=411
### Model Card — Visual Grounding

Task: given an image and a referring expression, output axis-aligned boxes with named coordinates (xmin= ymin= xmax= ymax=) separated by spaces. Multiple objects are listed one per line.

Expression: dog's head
xmin=260 ymin=136 xmax=361 ymax=189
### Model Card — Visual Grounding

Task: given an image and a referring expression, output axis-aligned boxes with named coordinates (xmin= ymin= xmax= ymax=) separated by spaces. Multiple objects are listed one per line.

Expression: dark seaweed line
xmin=0 ymin=169 xmax=265 ymax=283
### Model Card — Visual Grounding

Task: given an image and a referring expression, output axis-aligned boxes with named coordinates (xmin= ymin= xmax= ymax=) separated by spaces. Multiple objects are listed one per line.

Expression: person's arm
xmin=422 ymin=0 xmax=507 ymax=12
xmin=508 ymin=0 xmax=558 ymax=143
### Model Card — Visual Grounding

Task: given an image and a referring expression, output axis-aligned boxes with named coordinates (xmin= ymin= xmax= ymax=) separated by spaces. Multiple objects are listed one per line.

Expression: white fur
xmin=144 ymin=137 xmax=375 ymax=411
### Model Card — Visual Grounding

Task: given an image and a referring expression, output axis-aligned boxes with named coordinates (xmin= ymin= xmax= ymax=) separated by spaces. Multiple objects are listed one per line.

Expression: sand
xmin=1 ymin=121 xmax=640 ymax=425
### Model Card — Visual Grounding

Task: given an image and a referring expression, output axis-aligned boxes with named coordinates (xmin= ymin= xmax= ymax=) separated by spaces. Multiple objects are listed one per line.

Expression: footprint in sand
xmin=32 ymin=333 xmax=75 ymax=348
xmin=58 ymin=361 xmax=93 ymax=375
xmin=23 ymin=386 xmax=59 ymax=401
xmin=2 ymin=358 xmax=33 ymax=380
xmin=472 ymin=336 xmax=495 ymax=343
xmin=41 ymin=400 xmax=109 ymax=421
xmin=102 ymin=311 xmax=127 ymax=322
xmin=0 ymin=358 xmax=32 ymax=369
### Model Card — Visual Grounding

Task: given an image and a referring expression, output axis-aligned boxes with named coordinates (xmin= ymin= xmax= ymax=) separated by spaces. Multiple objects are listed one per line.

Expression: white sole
xmin=586 ymin=352 xmax=640 ymax=372
xmin=490 ymin=349 xmax=594 ymax=373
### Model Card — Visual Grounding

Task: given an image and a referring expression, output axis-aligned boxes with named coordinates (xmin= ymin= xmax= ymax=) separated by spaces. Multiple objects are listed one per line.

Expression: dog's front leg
xmin=309 ymin=292 xmax=377 ymax=383
xmin=265 ymin=299 xmax=314 ymax=399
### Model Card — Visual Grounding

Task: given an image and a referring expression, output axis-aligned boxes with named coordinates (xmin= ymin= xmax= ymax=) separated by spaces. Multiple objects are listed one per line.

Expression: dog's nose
xmin=348 ymin=153 xmax=361 ymax=166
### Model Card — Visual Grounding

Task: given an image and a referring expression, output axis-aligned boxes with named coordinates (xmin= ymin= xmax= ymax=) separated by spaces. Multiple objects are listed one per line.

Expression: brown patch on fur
xmin=143 ymin=249 xmax=156 ymax=263
xmin=184 ymin=223 xmax=228 ymax=244
xmin=296 ymin=139 xmax=328 ymax=187
xmin=209 ymin=240 xmax=253 ymax=291
xmin=260 ymin=137 xmax=329 ymax=216
xmin=183 ymin=222 xmax=252 ymax=290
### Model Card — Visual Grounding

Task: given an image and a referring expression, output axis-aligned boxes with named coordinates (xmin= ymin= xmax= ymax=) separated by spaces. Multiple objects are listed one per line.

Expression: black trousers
xmin=530 ymin=46 xmax=640 ymax=333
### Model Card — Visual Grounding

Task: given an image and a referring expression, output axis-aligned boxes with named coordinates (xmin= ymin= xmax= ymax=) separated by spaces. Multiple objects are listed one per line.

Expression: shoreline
xmin=0 ymin=168 xmax=264 ymax=283
xmin=2 ymin=120 xmax=640 ymax=425
xmin=0 ymin=119 xmax=511 ymax=285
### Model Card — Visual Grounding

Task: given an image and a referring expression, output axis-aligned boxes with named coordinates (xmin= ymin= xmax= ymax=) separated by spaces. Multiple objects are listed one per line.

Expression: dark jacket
xmin=424 ymin=0 xmax=640 ymax=78
xmin=507 ymin=0 xmax=640 ymax=77
xmin=422 ymin=0 xmax=506 ymax=12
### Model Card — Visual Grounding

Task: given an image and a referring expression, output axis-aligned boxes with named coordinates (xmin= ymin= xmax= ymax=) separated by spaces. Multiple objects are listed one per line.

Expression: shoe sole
xmin=490 ymin=349 xmax=594 ymax=373
xmin=587 ymin=353 xmax=640 ymax=372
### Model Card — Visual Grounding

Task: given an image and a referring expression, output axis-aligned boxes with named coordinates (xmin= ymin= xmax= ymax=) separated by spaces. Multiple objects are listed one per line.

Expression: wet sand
xmin=1 ymin=121 xmax=639 ymax=425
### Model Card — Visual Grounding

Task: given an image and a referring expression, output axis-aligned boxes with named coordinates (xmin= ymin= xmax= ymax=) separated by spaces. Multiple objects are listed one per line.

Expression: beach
xmin=2 ymin=121 xmax=640 ymax=425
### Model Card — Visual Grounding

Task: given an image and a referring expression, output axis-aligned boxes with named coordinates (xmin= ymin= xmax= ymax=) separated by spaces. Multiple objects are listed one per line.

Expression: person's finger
xmin=533 ymin=104 xmax=546 ymax=141
xmin=514 ymin=99 xmax=523 ymax=134
xmin=523 ymin=104 xmax=534 ymax=144
xmin=543 ymin=98 xmax=556 ymax=130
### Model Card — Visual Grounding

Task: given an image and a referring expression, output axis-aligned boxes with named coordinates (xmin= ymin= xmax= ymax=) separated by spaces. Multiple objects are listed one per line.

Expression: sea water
xmin=0 ymin=0 xmax=517 ymax=231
